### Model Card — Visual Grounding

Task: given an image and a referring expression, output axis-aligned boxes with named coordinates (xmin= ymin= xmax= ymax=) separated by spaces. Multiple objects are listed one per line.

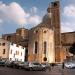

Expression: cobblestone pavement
xmin=45 ymin=65 xmax=75 ymax=75
xmin=0 ymin=66 xmax=75 ymax=75
xmin=45 ymin=66 xmax=63 ymax=75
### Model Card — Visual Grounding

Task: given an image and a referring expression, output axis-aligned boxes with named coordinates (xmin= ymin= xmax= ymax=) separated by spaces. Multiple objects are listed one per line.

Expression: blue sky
xmin=0 ymin=0 xmax=75 ymax=36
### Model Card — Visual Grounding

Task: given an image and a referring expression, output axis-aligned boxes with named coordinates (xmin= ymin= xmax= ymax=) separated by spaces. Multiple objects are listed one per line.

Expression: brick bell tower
xmin=51 ymin=1 xmax=61 ymax=63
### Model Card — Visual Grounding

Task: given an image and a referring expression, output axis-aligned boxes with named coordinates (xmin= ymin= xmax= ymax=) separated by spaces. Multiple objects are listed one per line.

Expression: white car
xmin=65 ymin=62 xmax=75 ymax=69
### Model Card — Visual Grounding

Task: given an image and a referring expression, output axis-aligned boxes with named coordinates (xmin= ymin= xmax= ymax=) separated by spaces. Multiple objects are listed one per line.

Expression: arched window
xmin=2 ymin=43 xmax=5 ymax=46
xmin=3 ymin=49 xmax=5 ymax=54
xmin=7 ymin=36 xmax=11 ymax=41
xmin=35 ymin=30 xmax=38 ymax=33
xmin=44 ymin=41 xmax=47 ymax=54
xmin=21 ymin=52 xmax=22 ymax=56
xmin=10 ymin=50 xmax=12 ymax=54
xmin=35 ymin=41 xmax=38 ymax=54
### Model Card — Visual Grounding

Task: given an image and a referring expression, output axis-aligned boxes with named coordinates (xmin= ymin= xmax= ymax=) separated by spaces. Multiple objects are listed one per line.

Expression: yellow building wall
xmin=28 ymin=27 xmax=55 ymax=63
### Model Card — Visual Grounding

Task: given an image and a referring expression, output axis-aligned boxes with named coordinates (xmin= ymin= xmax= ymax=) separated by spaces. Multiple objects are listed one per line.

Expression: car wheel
xmin=19 ymin=66 xmax=22 ymax=69
xmin=30 ymin=67 xmax=32 ymax=71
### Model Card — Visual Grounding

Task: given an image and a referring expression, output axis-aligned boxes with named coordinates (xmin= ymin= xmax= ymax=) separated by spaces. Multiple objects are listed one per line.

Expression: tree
xmin=69 ymin=43 xmax=75 ymax=55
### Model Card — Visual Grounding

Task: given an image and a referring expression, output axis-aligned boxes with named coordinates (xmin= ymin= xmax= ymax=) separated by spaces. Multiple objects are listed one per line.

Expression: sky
xmin=0 ymin=0 xmax=75 ymax=36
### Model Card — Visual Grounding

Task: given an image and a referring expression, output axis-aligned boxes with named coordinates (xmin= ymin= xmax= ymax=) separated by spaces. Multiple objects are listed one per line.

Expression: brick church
xmin=2 ymin=1 xmax=74 ymax=63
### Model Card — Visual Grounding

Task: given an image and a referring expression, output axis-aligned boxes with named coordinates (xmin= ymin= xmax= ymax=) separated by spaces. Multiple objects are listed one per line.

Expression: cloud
xmin=0 ymin=19 xmax=3 ymax=34
xmin=0 ymin=2 xmax=30 ymax=25
xmin=63 ymin=4 xmax=75 ymax=17
xmin=0 ymin=2 xmax=41 ymax=28
xmin=28 ymin=15 xmax=41 ymax=26
xmin=62 ymin=4 xmax=75 ymax=33
xmin=30 ymin=6 xmax=38 ymax=14
xmin=0 ymin=19 xmax=3 ymax=31
xmin=0 ymin=19 xmax=3 ymax=24
xmin=61 ymin=22 xmax=74 ymax=33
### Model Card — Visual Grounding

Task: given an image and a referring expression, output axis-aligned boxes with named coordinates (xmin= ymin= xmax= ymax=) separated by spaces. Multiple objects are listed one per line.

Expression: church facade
xmin=28 ymin=27 xmax=55 ymax=63
xmin=2 ymin=1 xmax=69 ymax=63
xmin=28 ymin=1 xmax=61 ymax=63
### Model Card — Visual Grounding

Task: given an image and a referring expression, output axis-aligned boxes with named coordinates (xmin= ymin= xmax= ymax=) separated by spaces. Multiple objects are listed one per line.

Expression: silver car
xmin=25 ymin=62 xmax=45 ymax=71
xmin=65 ymin=62 xmax=75 ymax=69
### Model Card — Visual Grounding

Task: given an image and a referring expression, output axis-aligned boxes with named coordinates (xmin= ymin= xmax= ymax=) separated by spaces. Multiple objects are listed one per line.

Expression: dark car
xmin=0 ymin=60 xmax=5 ymax=66
xmin=17 ymin=62 xmax=26 ymax=69
xmin=41 ymin=63 xmax=51 ymax=71
xmin=5 ymin=61 xmax=19 ymax=68
xmin=10 ymin=61 xmax=19 ymax=68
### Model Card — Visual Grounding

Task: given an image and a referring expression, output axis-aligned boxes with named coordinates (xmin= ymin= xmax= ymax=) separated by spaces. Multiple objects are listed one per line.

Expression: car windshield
xmin=33 ymin=63 xmax=40 ymax=65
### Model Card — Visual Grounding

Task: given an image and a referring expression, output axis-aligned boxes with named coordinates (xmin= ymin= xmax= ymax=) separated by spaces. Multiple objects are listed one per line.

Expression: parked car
xmin=24 ymin=62 xmax=46 ymax=71
xmin=41 ymin=63 xmax=51 ymax=71
xmin=65 ymin=62 xmax=75 ymax=69
xmin=17 ymin=62 xmax=28 ymax=69
xmin=5 ymin=61 xmax=19 ymax=68
xmin=5 ymin=60 xmax=12 ymax=67
xmin=0 ymin=60 xmax=5 ymax=66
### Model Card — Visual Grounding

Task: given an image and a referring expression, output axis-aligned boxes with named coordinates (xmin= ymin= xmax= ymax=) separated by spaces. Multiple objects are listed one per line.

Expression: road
xmin=0 ymin=67 xmax=50 ymax=75
xmin=0 ymin=66 xmax=75 ymax=75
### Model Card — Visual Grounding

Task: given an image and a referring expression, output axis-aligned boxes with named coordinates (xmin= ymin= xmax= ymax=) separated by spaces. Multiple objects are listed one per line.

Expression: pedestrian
xmin=48 ymin=65 xmax=51 ymax=71
xmin=51 ymin=63 xmax=55 ymax=68
xmin=62 ymin=62 xmax=64 ymax=69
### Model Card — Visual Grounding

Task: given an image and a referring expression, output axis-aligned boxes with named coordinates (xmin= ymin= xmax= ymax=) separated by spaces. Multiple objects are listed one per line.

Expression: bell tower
xmin=51 ymin=1 xmax=61 ymax=62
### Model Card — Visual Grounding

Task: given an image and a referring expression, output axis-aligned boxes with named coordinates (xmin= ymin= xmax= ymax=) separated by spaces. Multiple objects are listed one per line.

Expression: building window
xmin=15 ymin=58 xmax=18 ymax=61
xmin=10 ymin=58 xmax=12 ymax=61
xmin=36 ymin=30 xmax=38 ymax=33
xmin=20 ymin=59 xmax=22 ymax=61
xmin=14 ymin=54 xmax=15 ymax=58
xmin=11 ymin=42 xmax=13 ymax=45
xmin=0 ymin=43 xmax=1 ymax=46
xmin=22 ymin=46 xmax=24 ymax=49
xmin=21 ymin=52 xmax=22 ymax=56
xmin=44 ymin=41 xmax=47 ymax=54
xmin=7 ymin=36 xmax=11 ymax=41
xmin=17 ymin=51 xmax=19 ymax=55
xmin=52 ymin=2 xmax=58 ymax=7
xmin=16 ymin=51 xmax=17 ymax=55
xmin=35 ymin=41 xmax=38 ymax=54
xmin=3 ymin=49 xmax=5 ymax=54
xmin=10 ymin=50 xmax=12 ymax=54
xmin=2 ymin=43 xmax=5 ymax=46
xmin=15 ymin=51 xmax=19 ymax=55
xmin=16 ymin=44 xmax=19 ymax=47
